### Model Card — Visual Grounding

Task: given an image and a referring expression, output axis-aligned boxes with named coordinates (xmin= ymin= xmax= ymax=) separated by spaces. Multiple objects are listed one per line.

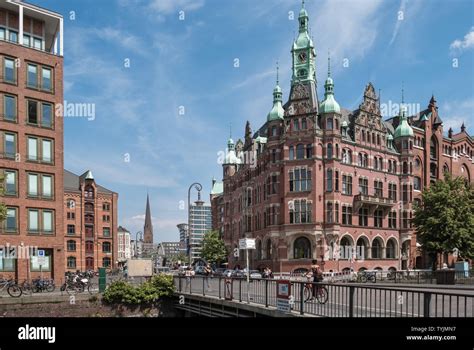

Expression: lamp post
xmin=135 ymin=231 xmax=143 ymax=258
xmin=188 ymin=182 xmax=202 ymax=266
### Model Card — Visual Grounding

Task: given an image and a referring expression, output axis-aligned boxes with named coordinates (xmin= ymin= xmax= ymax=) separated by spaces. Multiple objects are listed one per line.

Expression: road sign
xmin=37 ymin=250 xmax=46 ymax=266
xmin=276 ymin=280 xmax=291 ymax=313
xmin=239 ymin=238 xmax=255 ymax=250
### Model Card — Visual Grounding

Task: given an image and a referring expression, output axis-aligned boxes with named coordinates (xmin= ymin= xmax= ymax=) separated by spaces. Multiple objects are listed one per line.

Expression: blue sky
xmin=33 ymin=0 xmax=473 ymax=242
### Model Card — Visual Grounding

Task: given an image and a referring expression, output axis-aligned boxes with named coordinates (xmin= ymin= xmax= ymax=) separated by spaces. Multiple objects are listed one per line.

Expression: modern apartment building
xmin=189 ymin=198 xmax=212 ymax=261
xmin=0 ymin=0 xmax=64 ymax=280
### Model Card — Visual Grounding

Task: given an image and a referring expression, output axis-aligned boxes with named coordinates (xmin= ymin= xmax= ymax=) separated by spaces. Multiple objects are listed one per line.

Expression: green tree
xmin=200 ymin=230 xmax=227 ymax=265
xmin=0 ymin=174 xmax=7 ymax=223
xmin=170 ymin=253 xmax=188 ymax=264
xmin=413 ymin=174 xmax=474 ymax=269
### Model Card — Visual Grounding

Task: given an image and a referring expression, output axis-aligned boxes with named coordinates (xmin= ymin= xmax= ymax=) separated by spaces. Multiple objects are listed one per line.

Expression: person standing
xmin=204 ymin=263 xmax=212 ymax=290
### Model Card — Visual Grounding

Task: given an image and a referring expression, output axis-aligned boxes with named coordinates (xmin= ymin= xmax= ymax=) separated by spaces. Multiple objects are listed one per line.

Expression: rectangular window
xmin=30 ymin=250 xmax=51 ymax=272
xmin=23 ymin=34 xmax=30 ymax=47
xmin=28 ymin=173 xmax=38 ymax=197
xmin=33 ymin=37 xmax=42 ymax=50
xmin=5 ymin=208 xmax=17 ymax=232
xmin=42 ymin=139 xmax=52 ymax=163
xmin=9 ymin=30 xmax=18 ymax=43
xmin=374 ymin=181 xmax=383 ymax=197
xmin=389 ymin=211 xmax=397 ymax=229
xmin=67 ymin=212 xmax=75 ymax=220
xmin=27 ymin=64 xmax=38 ymax=88
xmin=359 ymin=178 xmax=368 ymax=195
xmin=3 ymin=57 xmax=15 ymax=83
xmin=4 ymin=95 xmax=16 ymax=122
xmin=374 ymin=209 xmax=383 ymax=228
xmin=41 ymin=67 xmax=52 ymax=91
xmin=4 ymin=170 xmax=17 ymax=195
xmin=67 ymin=225 xmax=75 ymax=235
xmin=28 ymin=137 xmax=38 ymax=161
xmin=342 ymin=175 xmax=352 ymax=195
xmin=358 ymin=208 xmax=368 ymax=226
xmin=42 ymin=175 xmax=52 ymax=198
xmin=389 ymin=184 xmax=397 ymax=201
xmin=0 ymin=28 xmax=5 ymax=40
xmin=4 ymin=132 xmax=15 ymax=158
xmin=402 ymin=184 xmax=409 ymax=203
xmin=42 ymin=211 xmax=53 ymax=233
xmin=41 ymin=103 xmax=53 ymax=128
xmin=0 ymin=249 xmax=16 ymax=272
xmin=28 ymin=100 xmax=38 ymax=124
xmin=103 ymin=228 xmax=111 ymax=237
xmin=342 ymin=206 xmax=352 ymax=225
xmin=28 ymin=209 xmax=39 ymax=233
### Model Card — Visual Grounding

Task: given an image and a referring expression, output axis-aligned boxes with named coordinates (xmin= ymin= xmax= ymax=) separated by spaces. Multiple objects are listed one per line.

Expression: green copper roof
xmin=394 ymin=107 xmax=414 ymax=138
xmin=268 ymin=65 xmax=284 ymax=121
xmin=319 ymin=63 xmax=340 ymax=114
xmin=211 ymin=181 xmax=223 ymax=195
xmin=387 ymin=133 xmax=394 ymax=140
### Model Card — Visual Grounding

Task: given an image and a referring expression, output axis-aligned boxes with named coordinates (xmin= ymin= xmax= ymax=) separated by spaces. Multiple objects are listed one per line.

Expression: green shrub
xmin=102 ymin=274 xmax=175 ymax=305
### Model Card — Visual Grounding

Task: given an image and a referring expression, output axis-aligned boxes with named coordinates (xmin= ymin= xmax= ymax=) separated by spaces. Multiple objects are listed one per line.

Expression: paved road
xmin=175 ymin=277 xmax=474 ymax=317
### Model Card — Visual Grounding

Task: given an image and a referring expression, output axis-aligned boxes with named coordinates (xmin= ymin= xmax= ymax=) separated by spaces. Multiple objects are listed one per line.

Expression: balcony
xmin=0 ymin=0 xmax=64 ymax=56
xmin=354 ymin=194 xmax=395 ymax=208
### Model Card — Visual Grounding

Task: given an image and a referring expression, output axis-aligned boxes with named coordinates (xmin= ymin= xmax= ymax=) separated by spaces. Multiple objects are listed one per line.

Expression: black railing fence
xmin=173 ymin=276 xmax=474 ymax=317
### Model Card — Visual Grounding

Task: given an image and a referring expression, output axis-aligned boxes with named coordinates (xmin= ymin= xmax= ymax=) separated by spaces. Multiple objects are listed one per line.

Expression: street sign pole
xmin=246 ymin=248 xmax=250 ymax=304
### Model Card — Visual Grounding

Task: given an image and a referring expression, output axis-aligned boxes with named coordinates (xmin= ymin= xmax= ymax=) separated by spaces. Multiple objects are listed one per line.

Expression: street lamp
xmin=188 ymin=182 xmax=202 ymax=266
xmin=135 ymin=231 xmax=143 ymax=258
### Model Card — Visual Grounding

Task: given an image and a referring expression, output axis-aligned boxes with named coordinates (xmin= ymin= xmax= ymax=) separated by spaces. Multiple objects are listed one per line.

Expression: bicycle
xmin=0 ymin=277 xmax=22 ymax=298
xmin=357 ymin=271 xmax=376 ymax=283
xmin=303 ymin=277 xmax=328 ymax=304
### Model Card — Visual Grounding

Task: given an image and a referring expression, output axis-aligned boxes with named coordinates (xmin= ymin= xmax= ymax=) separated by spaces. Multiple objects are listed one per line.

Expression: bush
xmin=102 ymin=274 xmax=175 ymax=305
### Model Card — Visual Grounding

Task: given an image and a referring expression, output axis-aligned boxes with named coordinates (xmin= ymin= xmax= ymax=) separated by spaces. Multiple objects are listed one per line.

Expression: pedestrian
xmin=204 ymin=263 xmax=212 ymax=290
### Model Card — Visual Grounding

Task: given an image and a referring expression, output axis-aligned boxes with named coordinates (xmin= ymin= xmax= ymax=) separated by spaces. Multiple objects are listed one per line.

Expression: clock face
xmin=298 ymin=52 xmax=307 ymax=63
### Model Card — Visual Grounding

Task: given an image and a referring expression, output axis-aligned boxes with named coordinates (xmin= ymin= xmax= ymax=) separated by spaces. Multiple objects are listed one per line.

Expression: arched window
xmin=371 ymin=237 xmax=383 ymax=259
xmin=327 ymin=143 xmax=333 ymax=159
xmin=85 ymin=185 xmax=94 ymax=198
xmin=362 ymin=130 xmax=366 ymax=142
xmin=358 ymin=153 xmax=363 ymax=166
xmin=335 ymin=144 xmax=339 ymax=159
xmin=67 ymin=199 xmax=75 ymax=209
xmin=296 ymin=144 xmax=305 ymax=159
xmin=340 ymin=236 xmax=353 ymax=260
xmin=386 ymin=238 xmax=397 ymax=259
xmin=356 ymin=237 xmax=369 ymax=260
xmin=293 ymin=237 xmax=311 ymax=259
xmin=430 ymin=136 xmax=438 ymax=159
xmin=326 ymin=169 xmax=333 ymax=192
xmin=265 ymin=239 xmax=272 ymax=260
xmin=67 ymin=256 xmax=76 ymax=269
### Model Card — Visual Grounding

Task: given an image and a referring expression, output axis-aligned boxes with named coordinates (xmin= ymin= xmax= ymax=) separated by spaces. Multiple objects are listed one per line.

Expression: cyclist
xmin=307 ymin=259 xmax=323 ymax=300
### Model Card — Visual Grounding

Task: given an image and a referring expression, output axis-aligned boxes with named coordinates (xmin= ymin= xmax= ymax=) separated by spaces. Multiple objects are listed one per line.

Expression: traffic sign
xmin=37 ymin=250 xmax=46 ymax=266
xmin=239 ymin=238 xmax=255 ymax=250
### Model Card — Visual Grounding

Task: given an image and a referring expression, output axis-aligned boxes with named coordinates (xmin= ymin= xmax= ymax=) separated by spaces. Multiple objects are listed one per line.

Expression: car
xmin=249 ymin=270 xmax=262 ymax=279
xmin=213 ymin=268 xmax=226 ymax=277
xmin=223 ymin=269 xmax=235 ymax=278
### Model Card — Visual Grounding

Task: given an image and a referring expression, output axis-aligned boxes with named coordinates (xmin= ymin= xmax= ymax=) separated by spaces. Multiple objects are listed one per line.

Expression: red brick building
xmin=0 ymin=0 xmax=64 ymax=281
xmin=63 ymin=170 xmax=118 ymax=272
xmin=216 ymin=4 xmax=473 ymax=273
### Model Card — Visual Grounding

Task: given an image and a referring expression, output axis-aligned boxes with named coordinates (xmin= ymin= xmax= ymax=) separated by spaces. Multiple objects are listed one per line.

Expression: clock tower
xmin=285 ymin=0 xmax=319 ymax=115
xmin=291 ymin=1 xmax=316 ymax=85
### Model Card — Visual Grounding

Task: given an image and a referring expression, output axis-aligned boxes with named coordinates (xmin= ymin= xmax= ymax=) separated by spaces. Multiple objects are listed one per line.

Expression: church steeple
xmin=143 ymin=193 xmax=153 ymax=244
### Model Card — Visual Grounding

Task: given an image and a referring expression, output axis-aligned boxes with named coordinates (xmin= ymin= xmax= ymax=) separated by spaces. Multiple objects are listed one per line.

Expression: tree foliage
xmin=200 ymin=230 xmax=227 ymax=264
xmin=413 ymin=174 xmax=474 ymax=263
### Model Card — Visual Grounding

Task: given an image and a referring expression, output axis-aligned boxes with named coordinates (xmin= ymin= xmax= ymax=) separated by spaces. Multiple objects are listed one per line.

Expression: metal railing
xmin=173 ymin=276 xmax=474 ymax=317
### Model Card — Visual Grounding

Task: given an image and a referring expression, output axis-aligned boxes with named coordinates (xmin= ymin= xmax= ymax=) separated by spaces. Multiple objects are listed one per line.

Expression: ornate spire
xmin=144 ymin=193 xmax=153 ymax=244
xmin=268 ymin=61 xmax=284 ymax=121
xmin=319 ymin=51 xmax=340 ymax=114
xmin=461 ymin=122 xmax=466 ymax=133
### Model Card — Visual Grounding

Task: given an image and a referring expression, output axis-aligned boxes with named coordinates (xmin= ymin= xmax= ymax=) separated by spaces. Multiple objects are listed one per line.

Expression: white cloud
xmin=450 ymin=27 xmax=474 ymax=55
xmin=149 ymin=0 xmax=205 ymax=14
xmin=389 ymin=0 xmax=408 ymax=46
xmin=440 ymin=98 xmax=473 ymax=132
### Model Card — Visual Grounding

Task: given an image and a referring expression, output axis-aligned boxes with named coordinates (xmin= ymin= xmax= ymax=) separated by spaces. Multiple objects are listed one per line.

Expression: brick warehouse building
xmin=0 ymin=0 xmax=64 ymax=281
xmin=215 ymin=3 xmax=473 ymax=273
xmin=63 ymin=170 xmax=118 ymax=272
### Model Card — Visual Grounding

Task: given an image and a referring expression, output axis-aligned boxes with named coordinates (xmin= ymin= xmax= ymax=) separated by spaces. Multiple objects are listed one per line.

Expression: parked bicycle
xmin=61 ymin=271 xmax=94 ymax=294
xmin=31 ymin=278 xmax=55 ymax=293
xmin=357 ymin=271 xmax=376 ymax=283
xmin=303 ymin=277 xmax=328 ymax=304
xmin=0 ymin=277 xmax=22 ymax=297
